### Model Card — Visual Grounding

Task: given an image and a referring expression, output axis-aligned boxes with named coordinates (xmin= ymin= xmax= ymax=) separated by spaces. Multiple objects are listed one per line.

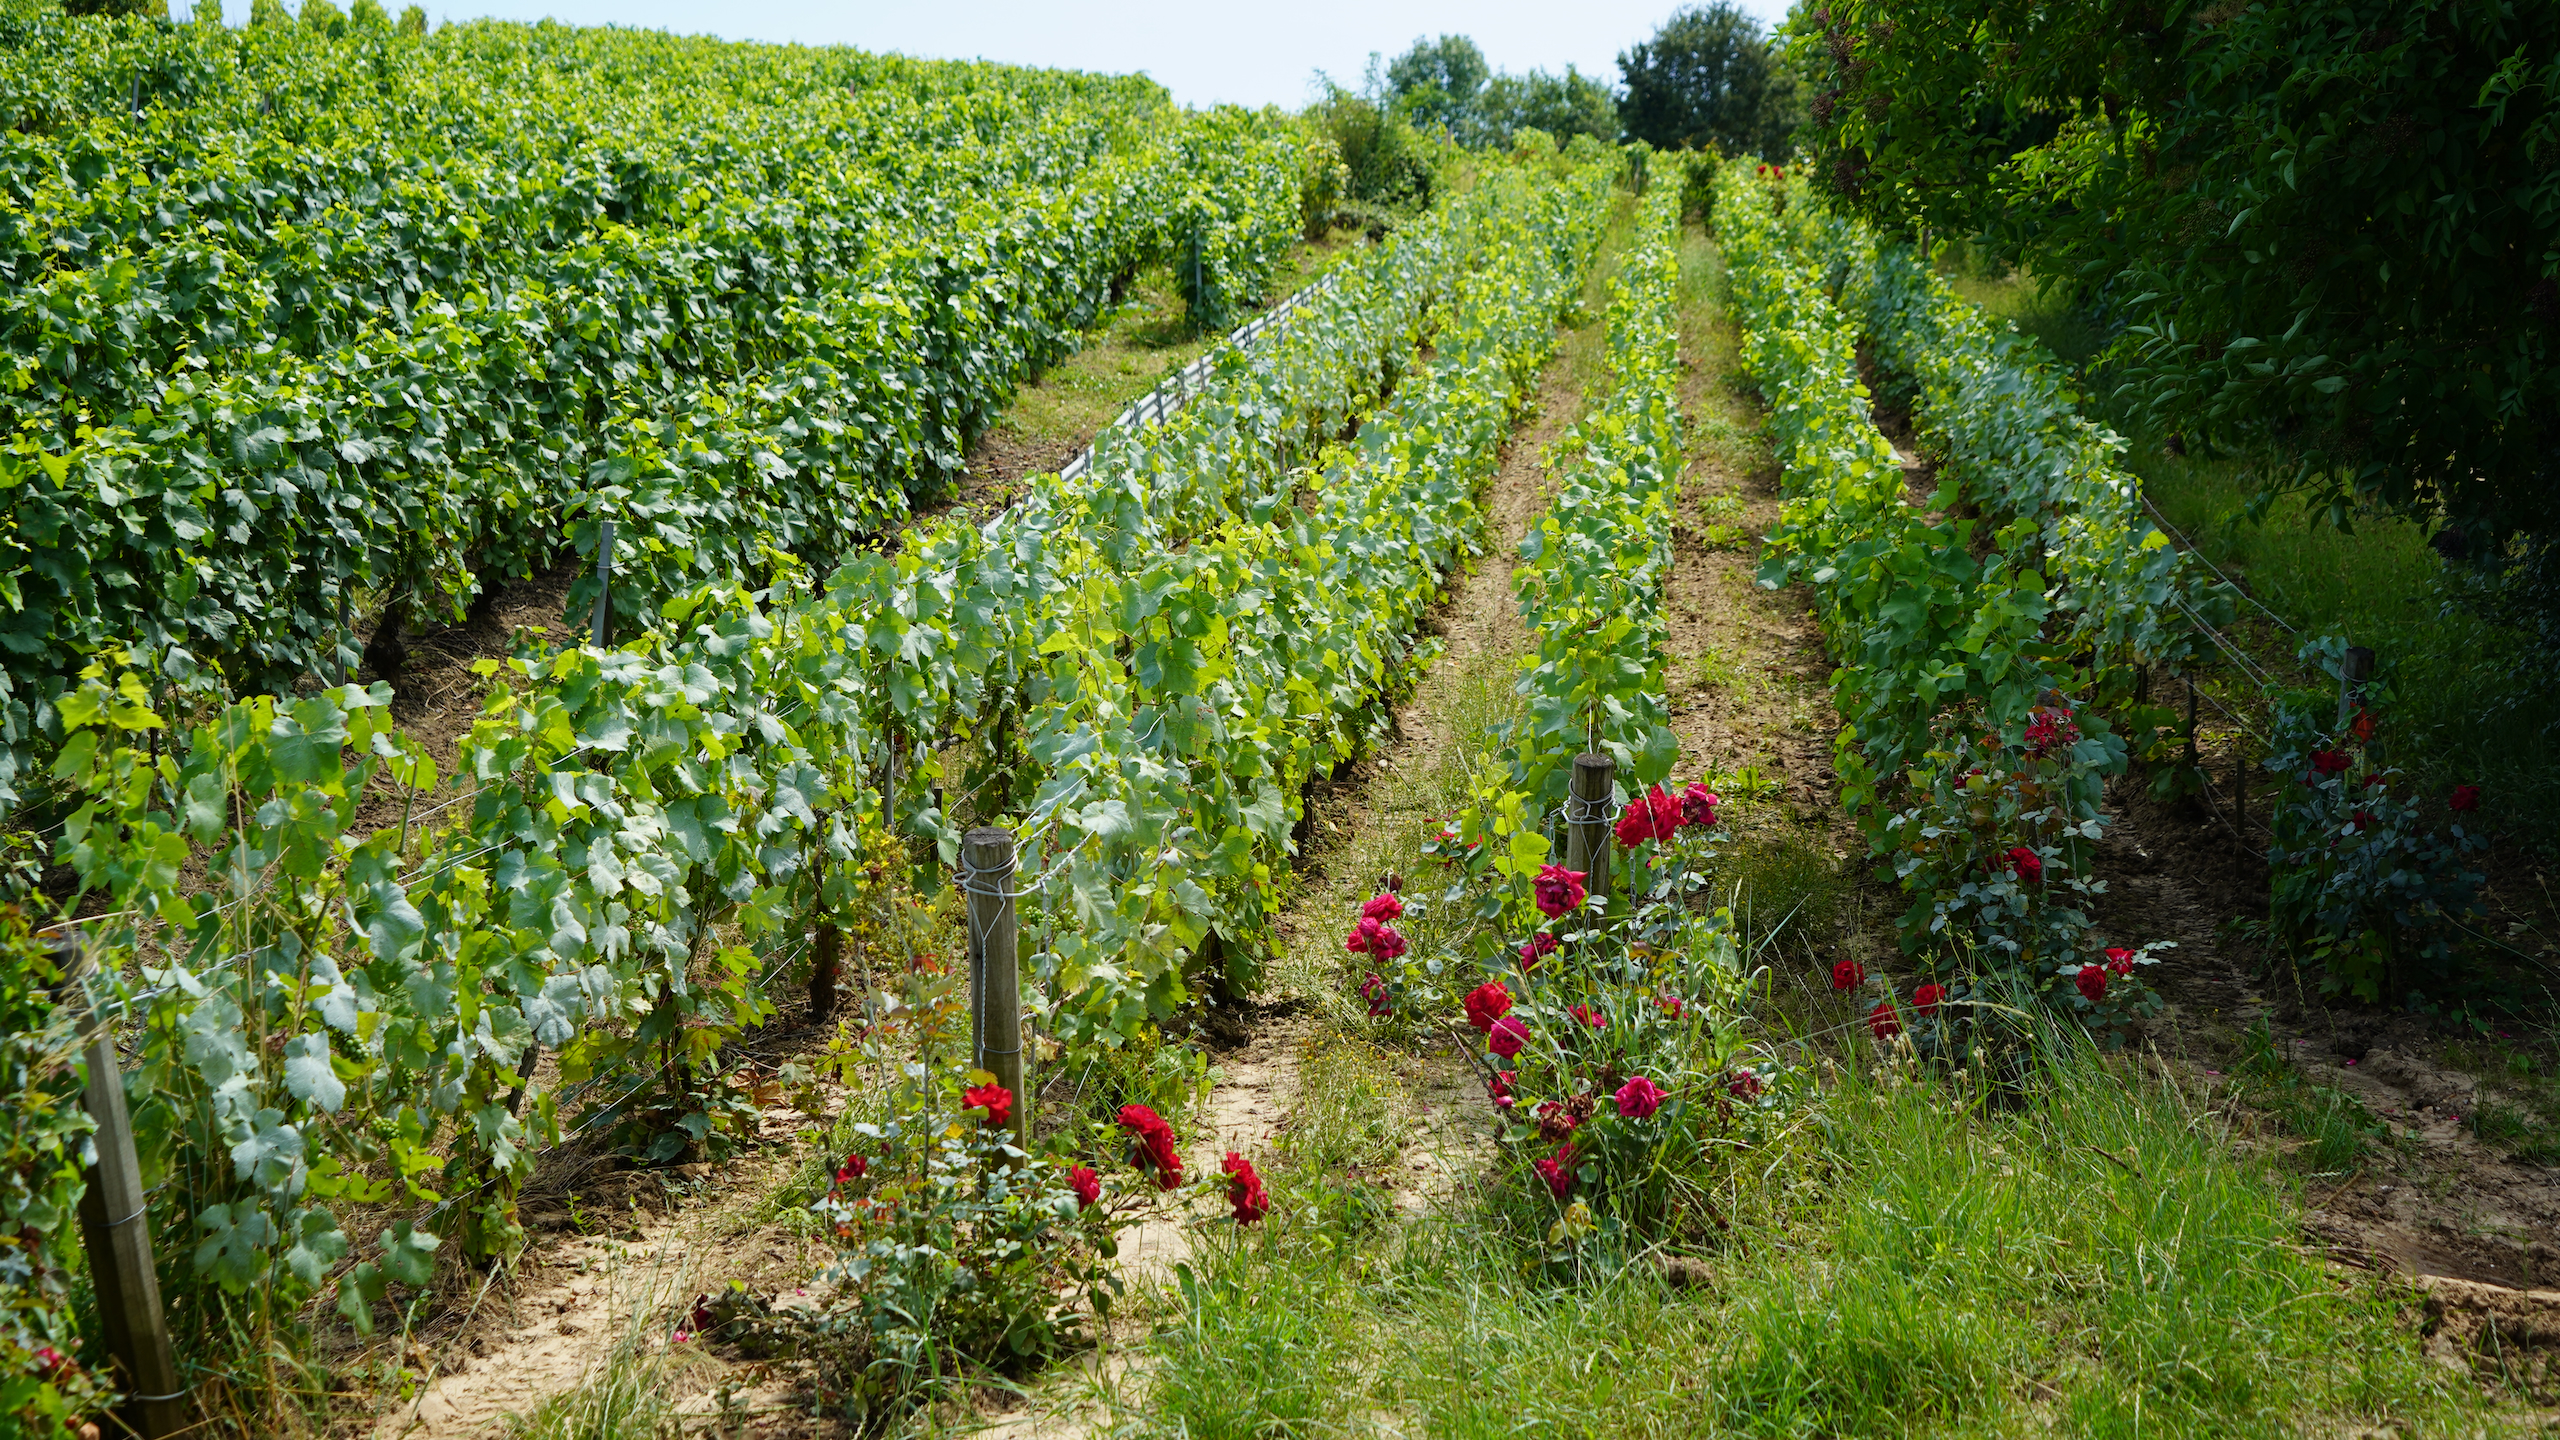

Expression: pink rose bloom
xmin=1361 ymin=892 xmax=1405 ymax=923
xmin=1487 ymin=1015 xmax=1529 ymax=1059
xmin=1614 ymin=1075 xmax=1667 ymax=1119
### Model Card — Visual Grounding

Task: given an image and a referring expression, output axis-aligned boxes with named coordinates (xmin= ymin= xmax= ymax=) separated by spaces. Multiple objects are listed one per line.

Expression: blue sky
xmin=174 ymin=0 xmax=1794 ymax=110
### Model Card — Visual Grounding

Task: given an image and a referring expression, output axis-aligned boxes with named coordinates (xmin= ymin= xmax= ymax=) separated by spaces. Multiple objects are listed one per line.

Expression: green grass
xmin=1120 ymin=1037 xmax=2480 ymax=1438
xmin=2234 ymin=1020 xmax=2400 ymax=1175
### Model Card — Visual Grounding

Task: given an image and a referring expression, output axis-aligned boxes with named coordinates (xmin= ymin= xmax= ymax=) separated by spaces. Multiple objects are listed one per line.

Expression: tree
xmin=1386 ymin=34 xmax=1489 ymax=136
xmin=1792 ymin=0 xmax=2560 ymax=542
xmin=1619 ymin=3 xmax=1801 ymax=157
xmin=1480 ymin=66 xmax=1619 ymax=146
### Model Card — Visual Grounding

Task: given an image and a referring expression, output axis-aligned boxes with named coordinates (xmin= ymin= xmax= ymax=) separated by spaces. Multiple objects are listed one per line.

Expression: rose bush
xmin=2264 ymin=638 xmax=2487 ymax=1003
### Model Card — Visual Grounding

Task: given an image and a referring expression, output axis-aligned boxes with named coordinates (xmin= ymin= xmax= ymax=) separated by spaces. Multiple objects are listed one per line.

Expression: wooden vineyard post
xmin=2233 ymin=745 xmax=2248 ymax=836
xmin=963 ymin=828 xmax=1027 ymax=1151
xmin=809 ymin=845 xmax=839 ymax=1024
xmin=591 ymin=518 xmax=615 ymax=648
xmin=1564 ymin=753 xmax=1617 ymax=923
xmin=2338 ymin=645 xmax=2375 ymax=728
xmin=51 ymin=933 xmax=189 ymax=1438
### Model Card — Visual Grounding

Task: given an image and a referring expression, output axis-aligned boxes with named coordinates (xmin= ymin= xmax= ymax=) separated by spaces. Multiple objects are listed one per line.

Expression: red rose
xmin=2351 ymin=809 xmax=2376 ymax=832
xmin=1534 ymin=865 xmax=1588 ymax=918
xmin=1867 ymin=1001 xmax=1901 ymax=1040
xmin=1614 ymin=800 xmax=1659 ymax=848
xmin=1359 ymin=971 xmax=1391 ymax=1017
xmin=1068 ymin=1164 xmax=1102 ymax=1210
xmin=1488 ymin=1015 xmax=1529 ymax=1059
xmin=1912 ymin=983 xmax=1947 ymax=1017
xmin=1361 ymin=892 xmax=1405 ymax=923
xmin=1726 ymin=1069 xmax=1763 ymax=1100
xmin=834 ymin=1152 xmax=869 ymax=1187
xmin=1117 ymin=1104 xmax=1184 ymax=1189
xmin=1654 ymin=994 xmax=1687 ymax=1017
xmin=2074 ymin=964 xmax=2108 ymax=1003
xmin=31 ymin=1347 xmax=67 ymax=1380
xmin=2006 ymin=846 xmax=2043 ymax=884
xmin=2103 ymin=946 xmax=2135 ymax=976
xmin=1222 ymin=1152 xmax=1269 ymax=1225
xmin=1533 ymin=1148 xmax=1576 ymax=1198
xmin=2450 ymin=784 xmax=2481 ymax=813
xmin=1519 ymin=931 xmax=1558 ymax=968
xmin=2350 ymin=709 xmax=2375 ymax=743
xmin=1647 ymin=786 xmax=1682 ymax=838
xmin=1830 ymin=958 xmax=1866 ymax=992
xmin=964 ymin=1082 xmax=1013 ymax=1128
xmin=2310 ymin=750 xmax=2351 ymax=777
xmin=1491 ymin=1070 xmax=1517 ymax=1109
xmin=1569 ymin=1003 xmax=1607 ymax=1030
xmin=1614 ymin=1075 xmax=1668 ymax=1118
xmin=1344 ymin=918 xmax=1408 ymax=960
xmin=2024 ymin=706 xmax=2081 ymax=757
xmin=1681 ymin=782 xmax=1719 ymax=829
xmin=1464 ymin=980 xmax=1514 ymax=1034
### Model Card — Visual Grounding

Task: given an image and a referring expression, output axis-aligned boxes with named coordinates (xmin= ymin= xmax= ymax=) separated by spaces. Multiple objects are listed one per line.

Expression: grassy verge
xmin=1127 ymin=1025 xmax=2480 ymax=1438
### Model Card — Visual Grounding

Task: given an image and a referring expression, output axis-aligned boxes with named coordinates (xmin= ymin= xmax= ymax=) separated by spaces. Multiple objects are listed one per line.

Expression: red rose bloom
xmin=1488 ymin=1015 xmax=1529 ymax=1059
xmin=1681 ymin=782 xmax=1720 ymax=829
xmin=1726 ymin=1069 xmax=1763 ymax=1100
xmin=1533 ymin=1148 xmax=1576 ymax=1198
xmin=1534 ymin=865 xmax=1588 ymax=918
xmin=1345 ymin=917 xmax=1408 ymax=960
xmin=964 ymin=1082 xmax=1013 ymax=1128
xmin=2351 ymin=809 xmax=2376 ymax=832
xmin=1647 ymin=785 xmax=1682 ymax=837
xmin=1912 ymin=983 xmax=1947 ymax=1017
xmin=1117 ymin=1104 xmax=1185 ymax=1189
xmin=1654 ymin=994 xmax=1687 ymax=1017
xmin=2310 ymin=749 xmax=2351 ymax=777
xmin=2450 ymin=784 xmax=2482 ymax=813
xmin=1614 ymin=800 xmax=1660 ymax=848
xmin=1222 ymin=1152 xmax=1269 ymax=1225
xmin=2025 ymin=706 xmax=2081 ymax=757
xmin=1464 ymin=980 xmax=1514 ymax=1034
xmin=834 ymin=1152 xmax=868 ymax=1187
xmin=2350 ymin=709 xmax=2375 ymax=743
xmin=1068 ymin=1164 xmax=1102 ymax=1210
xmin=1359 ymin=971 xmax=1391 ymax=1017
xmin=1519 ymin=931 xmax=1558 ymax=968
xmin=31 ymin=1347 xmax=66 ymax=1380
xmin=2103 ymin=946 xmax=2135 ymax=976
xmin=2006 ymin=846 xmax=2043 ymax=884
xmin=1569 ymin=1003 xmax=1607 ymax=1030
xmin=1614 ymin=1075 xmax=1667 ymax=1118
xmin=1831 ymin=958 xmax=1866 ymax=992
xmin=2075 ymin=964 xmax=2109 ymax=1003
xmin=1867 ymin=1000 xmax=1901 ymax=1040
xmin=1361 ymin=892 xmax=1405 ymax=923
xmin=1491 ymin=1070 xmax=1517 ymax=1109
